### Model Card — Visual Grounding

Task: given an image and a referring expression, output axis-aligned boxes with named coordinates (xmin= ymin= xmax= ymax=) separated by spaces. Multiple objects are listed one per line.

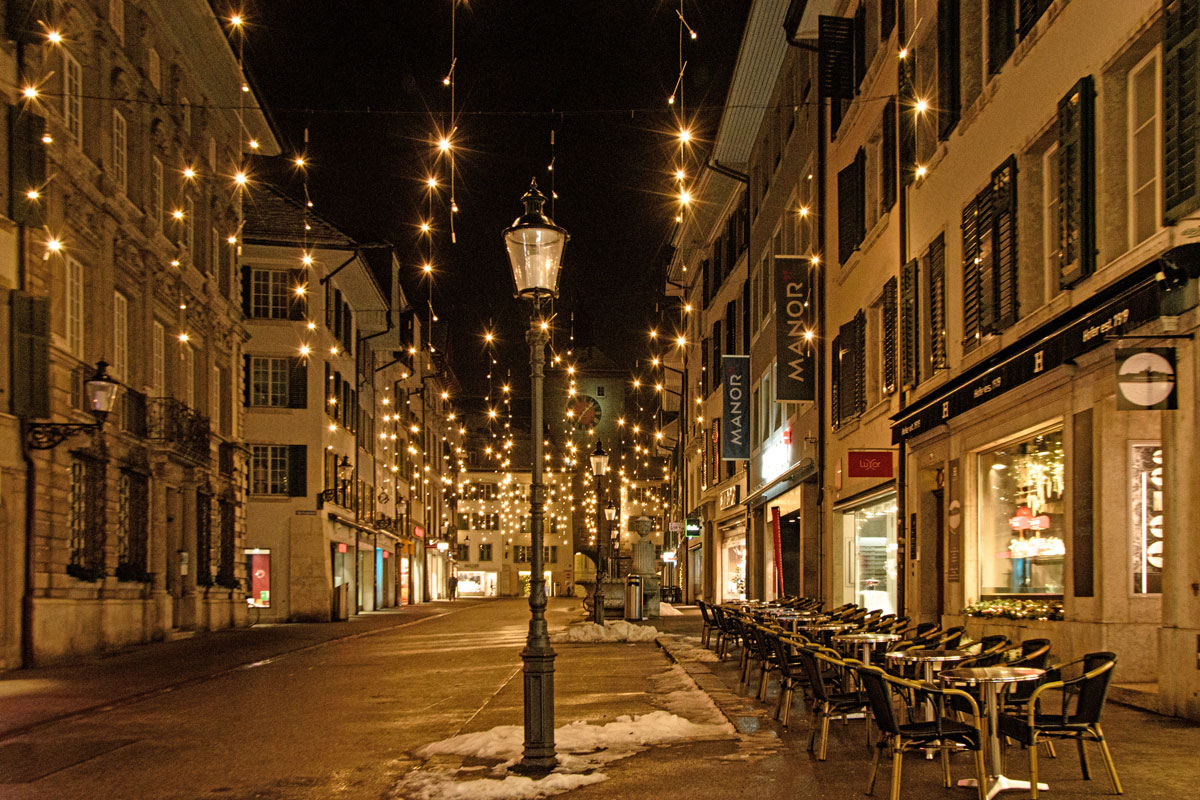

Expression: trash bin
xmin=624 ymin=574 xmax=643 ymax=621
xmin=332 ymin=583 xmax=350 ymax=621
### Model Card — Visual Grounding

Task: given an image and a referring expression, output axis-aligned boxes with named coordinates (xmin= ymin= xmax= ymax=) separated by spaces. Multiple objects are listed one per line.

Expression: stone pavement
xmin=1 ymin=598 xmax=1198 ymax=798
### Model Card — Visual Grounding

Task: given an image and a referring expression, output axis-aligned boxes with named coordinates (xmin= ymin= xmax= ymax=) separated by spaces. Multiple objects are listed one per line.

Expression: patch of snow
xmin=397 ymin=711 xmax=734 ymax=800
xmin=657 ymin=603 xmax=684 ymax=616
xmin=550 ymin=620 xmax=659 ymax=643
xmin=658 ymin=634 xmax=720 ymax=662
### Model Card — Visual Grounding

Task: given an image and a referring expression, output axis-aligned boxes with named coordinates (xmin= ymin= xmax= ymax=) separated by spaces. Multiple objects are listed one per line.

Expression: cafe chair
xmin=1001 ymin=640 xmax=1054 ymax=715
xmin=697 ymin=600 xmax=716 ymax=648
xmin=770 ymin=632 xmax=810 ymax=728
xmin=996 ymin=652 xmax=1122 ymax=799
xmin=797 ymin=646 xmax=870 ymax=760
xmin=857 ymin=666 xmax=988 ymax=800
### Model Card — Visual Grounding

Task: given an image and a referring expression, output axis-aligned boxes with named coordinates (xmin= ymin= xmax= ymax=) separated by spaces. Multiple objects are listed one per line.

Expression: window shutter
xmin=937 ymin=0 xmax=960 ymax=140
xmin=288 ymin=357 xmax=307 ymax=408
xmin=928 ymin=234 xmax=948 ymax=370
xmin=987 ymin=0 xmax=1015 ymax=75
xmin=9 ymin=107 xmax=47 ymax=227
xmin=854 ymin=5 xmax=867 ymax=89
xmin=1017 ymin=0 xmax=1052 ymax=40
xmin=830 ymin=332 xmax=842 ymax=429
xmin=962 ymin=188 xmax=993 ymax=346
xmin=898 ymin=54 xmax=917 ymax=186
xmin=837 ymin=149 xmax=866 ymax=263
xmin=991 ymin=157 xmax=1019 ymax=329
xmin=288 ymin=269 xmax=307 ymax=320
xmin=882 ymin=99 xmax=897 ymax=210
xmin=882 ymin=276 xmax=898 ymax=394
xmin=1057 ymin=76 xmax=1096 ymax=287
xmin=1165 ymin=0 xmax=1200 ymax=223
xmin=900 ymin=259 xmax=919 ymax=387
xmin=818 ymin=15 xmax=856 ymax=100
xmin=10 ymin=292 xmax=50 ymax=418
xmin=241 ymin=266 xmax=252 ymax=316
xmin=838 ymin=319 xmax=858 ymax=423
xmin=853 ymin=310 xmax=867 ymax=415
xmin=287 ymin=444 xmax=307 ymax=497
xmin=243 ymin=354 xmax=252 ymax=407
xmin=881 ymin=0 xmax=895 ymax=40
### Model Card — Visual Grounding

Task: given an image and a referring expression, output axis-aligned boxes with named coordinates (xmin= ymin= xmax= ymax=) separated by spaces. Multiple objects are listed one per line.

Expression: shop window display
xmin=1130 ymin=443 xmax=1163 ymax=594
xmin=979 ymin=428 xmax=1066 ymax=595
xmin=723 ymin=539 xmax=746 ymax=600
xmin=842 ymin=496 xmax=898 ymax=614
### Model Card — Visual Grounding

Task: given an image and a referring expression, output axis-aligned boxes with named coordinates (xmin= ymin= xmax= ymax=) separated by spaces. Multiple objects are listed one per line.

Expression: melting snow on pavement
xmin=549 ymin=620 xmax=659 ymax=643
xmin=657 ymin=602 xmax=684 ymax=616
xmin=394 ymin=711 xmax=733 ymax=800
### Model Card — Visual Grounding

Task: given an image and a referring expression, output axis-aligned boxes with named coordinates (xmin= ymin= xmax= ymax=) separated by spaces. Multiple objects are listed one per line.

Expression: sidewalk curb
xmin=655 ymin=634 xmax=779 ymax=738
xmin=0 ymin=605 xmax=467 ymax=743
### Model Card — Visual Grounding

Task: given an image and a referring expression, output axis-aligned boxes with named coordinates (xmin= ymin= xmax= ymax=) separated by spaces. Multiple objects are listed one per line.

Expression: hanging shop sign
xmin=1116 ymin=348 xmax=1177 ymax=410
xmin=847 ymin=449 xmax=894 ymax=478
xmin=893 ymin=278 xmax=1162 ymax=442
xmin=721 ymin=355 xmax=751 ymax=459
xmin=710 ymin=419 xmax=721 ymax=485
xmin=775 ymin=255 xmax=816 ymax=401
xmin=685 ymin=517 xmax=702 ymax=537
xmin=719 ymin=485 xmax=740 ymax=510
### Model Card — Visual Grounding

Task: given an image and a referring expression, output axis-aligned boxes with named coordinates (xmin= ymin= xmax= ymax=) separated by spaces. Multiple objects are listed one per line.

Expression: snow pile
xmin=657 ymin=634 xmax=720 ymax=662
xmin=395 ymin=711 xmax=734 ymax=800
xmin=550 ymin=620 xmax=659 ymax=643
xmin=657 ymin=603 xmax=684 ymax=616
xmin=647 ymin=665 xmax=728 ymax=725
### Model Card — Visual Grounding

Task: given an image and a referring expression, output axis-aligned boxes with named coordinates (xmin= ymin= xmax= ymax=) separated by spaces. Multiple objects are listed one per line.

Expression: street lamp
xmin=24 ymin=360 xmax=119 ymax=449
xmin=503 ymin=178 xmax=568 ymax=774
xmin=604 ymin=501 xmax=617 ymax=581
xmin=589 ymin=440 xmax=609 ymax=625
xmin=318 ymin=455 xmax=353 ymax=507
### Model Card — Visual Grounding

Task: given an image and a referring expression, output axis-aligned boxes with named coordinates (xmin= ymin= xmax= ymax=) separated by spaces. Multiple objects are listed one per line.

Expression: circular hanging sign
xmin=1116 ymin=349 xmax=1176 ymax=409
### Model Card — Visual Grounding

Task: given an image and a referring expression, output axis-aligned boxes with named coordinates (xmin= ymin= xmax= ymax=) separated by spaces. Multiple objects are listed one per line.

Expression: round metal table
xmin=940 ymin=666 xmax=1046 ymax=799
xmin=833 ymin=632 xmax=901 ymax=667
xmin=883 ymin=648 xmax=972 ymax=684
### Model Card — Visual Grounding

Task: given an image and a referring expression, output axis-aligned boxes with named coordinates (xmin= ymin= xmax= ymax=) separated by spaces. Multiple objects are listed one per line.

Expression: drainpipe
xmin=17 ymin=37 xmax=37 ymax=668
xmin=317 ymin=251 xmax=359 ymax=286
xmin=895 ymin=6 xmax=910 ymax=621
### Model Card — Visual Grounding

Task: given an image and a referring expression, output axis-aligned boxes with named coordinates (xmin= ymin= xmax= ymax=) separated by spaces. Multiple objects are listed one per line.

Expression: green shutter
xmin=992 ymin=157 xmax=1019 ymax=329
xmin=818 ymin=15 xmax=856 ymax=100
xmin=838 ymin=319 xmax=858 ymax=423
xmin=899 ymin=53 xmax=917 ymax=186
xmin=1057 ymin=76 xmax=1096 ymax=287
xmin=900 ymin=259 xmax=919 ymax=387
xmin=11 ymin=292 xmax=50 ymax=418
xmin=9 ymin=107 xmax=47 ymax=227
xmin=987 ymin=0 xmax=1015 ymax=75
xmin=288 ymin=357 xmax=308 ymax=408
xmin=882 ymin=276 xmax=898 ymax=394
xmin=288 ymin=269 xmax=307 ymax=321
xmin=937 ymin=0 xmax=961 ymax=140
xmin=1165 ymin=0 xmax=1200 ymax=223
xmin=928 ymin=235 xmax=948 ymax=370
xmin=853 ymin=310 xmax=867 ymax=415
xmin=830 ymin=332 xmax=842 ymax=429
xmin=882 ymin=99 xmax=897 ymax=210
xmin=287 ymin=444 xmax=307 ymax=497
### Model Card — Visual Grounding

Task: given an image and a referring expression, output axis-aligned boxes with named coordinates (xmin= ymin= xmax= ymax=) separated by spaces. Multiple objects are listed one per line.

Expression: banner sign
xmin=770 ymin=506 xmax=785 ymax=596
xmin=721 ymin=355 xmax=751 ymax=459
xmin=710 ymin=419 xmax=721 ymax=485
xmin=847 ymin=449 xmax=894 ymax=478
xmin=1116 ymin=348 xmax=1177 ymax=410
xmin=775 ymin=255 xmax=816 ymax=401
xmin=894 ymin=279 xmax=1161 ymax=441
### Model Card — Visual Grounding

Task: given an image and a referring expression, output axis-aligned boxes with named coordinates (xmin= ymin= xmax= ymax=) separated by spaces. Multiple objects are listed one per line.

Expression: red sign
xmin=337 ymin=542 xmax=348 ymax=553
xmin=847 ymin=450 xmax=894 ymax=478
xmin=382 ymin=550 xmax=389 ymax=559
xmin=413 ymin=526 xmax=424 ymax=538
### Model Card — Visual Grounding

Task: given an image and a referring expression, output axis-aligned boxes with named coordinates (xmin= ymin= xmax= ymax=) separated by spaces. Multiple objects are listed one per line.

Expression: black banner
xmin=775 ymin=255 xmax=816 ymax=401
xmin=721 ymin=356 xmax=751 ymax=459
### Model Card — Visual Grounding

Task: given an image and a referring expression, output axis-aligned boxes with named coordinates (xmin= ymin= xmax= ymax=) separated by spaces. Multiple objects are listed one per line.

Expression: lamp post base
xmin=519 ymin=640 xmax=557 ymax=772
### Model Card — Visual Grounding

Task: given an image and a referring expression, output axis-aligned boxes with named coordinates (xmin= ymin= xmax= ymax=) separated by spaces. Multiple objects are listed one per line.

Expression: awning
xmin=744 ymin=457 xmax=816 ymax=509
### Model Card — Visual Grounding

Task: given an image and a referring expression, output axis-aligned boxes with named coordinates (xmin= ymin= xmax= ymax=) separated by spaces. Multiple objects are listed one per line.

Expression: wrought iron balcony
xmin=148 ymin=398 xmax=211 ymax=464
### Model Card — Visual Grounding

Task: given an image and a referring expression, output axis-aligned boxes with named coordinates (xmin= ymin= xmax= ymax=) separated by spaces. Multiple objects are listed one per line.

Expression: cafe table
xmin=833 ymin=631 xmax=901 ymax=667
xmin=883 ymin=648 xmax=972 ymax=684
xmin=939 ymin=666 xmax=1046 ymax=800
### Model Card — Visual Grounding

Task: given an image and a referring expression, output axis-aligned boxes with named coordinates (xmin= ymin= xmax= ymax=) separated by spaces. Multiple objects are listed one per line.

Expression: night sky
xmin=240 ymin=1 xmax=748 ymax=413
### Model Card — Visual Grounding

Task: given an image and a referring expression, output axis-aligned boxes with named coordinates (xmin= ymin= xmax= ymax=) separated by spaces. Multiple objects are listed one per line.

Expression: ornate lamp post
xmin=24 ymin=360 xmax=119 ymax=449
xmin=588 ymin=440 xmax=609 ymax=625
xmin=604 ymin=501 xmax=617 ymax=585
xmin=503 ymin=179 xmax=568 ymax=773
xmin=317 ymin=455 xmax=353 ymax=508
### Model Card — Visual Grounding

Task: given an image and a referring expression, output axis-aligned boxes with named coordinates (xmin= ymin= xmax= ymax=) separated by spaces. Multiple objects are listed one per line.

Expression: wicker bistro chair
xmin=797 ymin=645 xmax=871 ymax=760
xmin=856 ymin=666 xmax=988 ymax=800
xmin=697 ymin=600 xmax=716 ymax=648
xmin=769 ymin=632 xmax=811 ymax=727
xmin=996 ymin=652 xmax=1123 ymax=799
xmin=710 ymin=605 xmax=740 ymax=659
xmin=1001 ymin=640 xmax=1053 ymax=713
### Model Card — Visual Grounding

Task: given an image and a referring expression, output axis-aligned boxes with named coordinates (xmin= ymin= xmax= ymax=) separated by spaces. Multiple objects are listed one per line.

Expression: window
xmin=113 ymin=291 xmax=129 ymax=381
xmin=112 ymin=110 xmax=127 ymax=192
xmin=62 ymin=51 xmax=82 ymax=144
xmin=866 ymin=298 xmax=884 ymax=407
xmin=249 ymin=356 xmax=306 ymax=408
xmin=150 ymin=157 xmax=163 ymax=231
xmin=479 ymin=543 xmax=493 ymax=561
xmin=108 ymin=0 xmax=124 ymax=45
xmin=66 ymin=257 xmax=83 ymax=358
xmin=185 ymin=197 xmax=195 ymax=259
xmin=218 ymin=500 xmax=236 ymax=585
xmin=69 ymin=456 xmax=106 ymax=580
xmin=147 ymin=48 xmax=160 ymax=90
xmin=116 ymin=469 xmax=149 ymax=581
xmin=978 ymin=427 xmax=1065 ymax=596
xmin=1129 ymin=51 xmax=1161 ymax=247
xmin=182 ymin=342 xmax=194 ymax=407
xmin=543 ymin=545 xmax=558 ymax=564
xmin=252 ymin=444 xmax=305 ymax=496
xmin=250 ymin=269 xmax=292 ymax=319
xmin=210 ymin=364 xmax=220 ymax=421
xmin=987 ymin=0 xmax=1015 ymax=76
xmin=1042 ymin=143 xmax=1062 ymax=296
xmin=151 ymin=321 xmax=165 ymax=395
xmin=196 ymin=490 xmax=212 ymax=585
xmin=1130 ymin=443 xmax=1163 ymax=594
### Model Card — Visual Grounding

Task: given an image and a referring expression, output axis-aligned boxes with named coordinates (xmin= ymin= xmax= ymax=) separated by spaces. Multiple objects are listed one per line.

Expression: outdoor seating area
xmin=695 ymin=599 xmax=1124 ymax=800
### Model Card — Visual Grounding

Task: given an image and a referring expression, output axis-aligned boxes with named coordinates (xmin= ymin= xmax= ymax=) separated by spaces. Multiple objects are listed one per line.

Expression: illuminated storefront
xmin=838 ymin=493 xmax=898 ymax=615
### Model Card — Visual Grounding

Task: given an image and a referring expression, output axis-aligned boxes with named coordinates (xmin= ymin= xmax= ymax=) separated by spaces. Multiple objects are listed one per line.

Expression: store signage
xmin=295 ymin=510 xmax=317 ymax=516
xmin=775 ymin=255 xmax=816 ymax=401
xmin=668 ymin=521 xmax=683 ymax=533
xmin=721 ymin=356 xmax=751 ymax=459
xmin=337 ymin=542 xmax=348 ymax=554
xmin=1116 ymin=348 xmax=1177 ymax=410
xmin=847 ymin=450 xmax=894 ymax=478
xmin=662 ymin=550 xmax=677 ymax=563
xmin=947 ymin=459 xmax=962 ymax=582
xmin=413 ymin=526 xmax=424 ymax=538
xmin=719 ymin=485 xmax=740 ymax=510
xmin=685 ymin=517 xmax=701 ymax=537
xmin=710 ymin=420 xmax=721 ymax=485
xmin=893 ymin=279 xmax=1162 ymax=442
xmin=382 ymin=550 xmax=389 ymax=559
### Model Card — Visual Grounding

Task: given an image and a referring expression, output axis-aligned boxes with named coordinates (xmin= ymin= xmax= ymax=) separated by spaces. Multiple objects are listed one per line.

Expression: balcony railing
xmin=148 ymin=398 xmax=211 ymax=464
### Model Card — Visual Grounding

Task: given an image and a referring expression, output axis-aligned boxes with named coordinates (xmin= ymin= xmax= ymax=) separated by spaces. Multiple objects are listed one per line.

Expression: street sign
xmin=668 ymin=521 xmax=683 ymax=533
